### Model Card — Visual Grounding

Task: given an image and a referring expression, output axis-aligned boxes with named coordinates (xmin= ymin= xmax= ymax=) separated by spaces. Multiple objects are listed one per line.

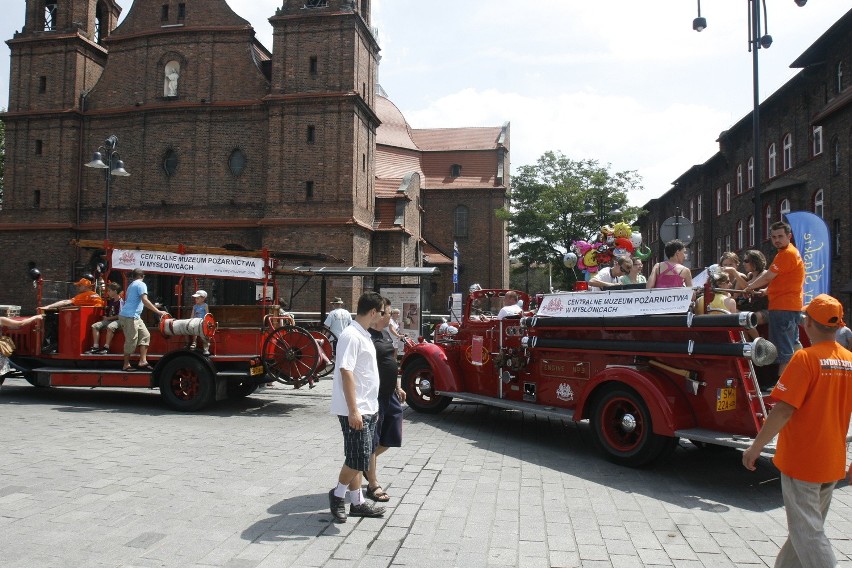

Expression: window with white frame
xmin=716 ymin=238 xmax=722 ymax=261
xmin=814 ymin=189 xmax=824 ymax=218
xmin=764 ymin=204 xmax=772 ymax=239
xmin=779 ymin=198 xmax=790 ymax=217
xmin=813 ymin=126 xmax=823 ymax=156
xmin=737 ymin=220 xmax=744 ymax=249
xmin=768 ymin=143 xmax=777 ymax=178
xmin=716 ymin=188 xmax=722 ymax=216
xmin=747 ymin=157 xmax=754 ymax=188
xmin=724 ymin=235 xmax=731 ymax=255
xmin=696 ymin=241 xmax=703 ymax=268
xmin=748 ymin=216 xmax=755 ymax=246
xmin=836 ymin=61 xmax=844 ymax=95
xmin=725 ymin=183 xmax=731 ymax=212
xmin=689 ymin=198 xmax=694 ymax=222
xmin=697 ymin=195 xmax=702 ymax=221
xmin=782 ymin=133 xmax=792 ymax=171
xmin=736 ymin=164 xmax=743 ymax=194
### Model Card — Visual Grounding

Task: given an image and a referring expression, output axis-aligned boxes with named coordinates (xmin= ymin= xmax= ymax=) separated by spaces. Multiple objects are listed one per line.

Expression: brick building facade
xmin=638 ymin=9 xmax=852 ymax=314
xmin=1 ymin=0 xmax=510 ymax=313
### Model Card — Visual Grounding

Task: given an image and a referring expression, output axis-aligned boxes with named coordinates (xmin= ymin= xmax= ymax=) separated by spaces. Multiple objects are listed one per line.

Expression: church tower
xmin=266 ymin=0 xmax=380 ymax=267
xmin=3 ymin=0 xmax=122 ymax=223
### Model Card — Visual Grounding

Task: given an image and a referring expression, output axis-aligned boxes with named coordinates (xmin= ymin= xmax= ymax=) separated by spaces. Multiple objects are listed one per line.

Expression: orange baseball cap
xmin=803 ymin=294 xmax=845 ymax=328
xmin=74 ymin=277 xmax=93 ymax=287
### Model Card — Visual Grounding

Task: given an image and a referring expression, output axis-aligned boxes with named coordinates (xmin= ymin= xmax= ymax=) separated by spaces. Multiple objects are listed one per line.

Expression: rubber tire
xmin=401 ymin=359 xmax=451 ymax=414
xmin=590 ymin=385 xmax=674 ymax=467
xmin=158 ymin=356 xmax=215 ymax=412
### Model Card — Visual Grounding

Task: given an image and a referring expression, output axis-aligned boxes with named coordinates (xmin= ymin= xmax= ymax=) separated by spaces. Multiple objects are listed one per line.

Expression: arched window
xmin=814 ymin=189 xmax=824 ymax=218
xmin=228 ymin=149 xmax=246 ymax=177
xmin=44 ymin=2 xmax=57 ymax=31
xmin=164 ymin=61 xmax=181 ymax=97
xmin=737 ymin=220 xmax=744 ymax=250
xmin=747 ymin=157 xmax=754 ymax=189
xmin=836 ymin=61 xmax=844 ymax=95
xmin=764 ymin=204 xmax=772 ymax=240
xmin=453 ymin=205 xmax=469 ymax=237
xmin=736 ymin=164 xmax=743 ymax=194
xmin=767 ymin=143 xmax=776 ymax=178
xmin=779 ymin=198 xmax=790 ymax=217
xmin=162 ymin=149 xmax=178 ymax=177
xmin=748 ymin=216 xmax=755 ymax=246
xmin=782 ymin=133 xmax=792 ymax=171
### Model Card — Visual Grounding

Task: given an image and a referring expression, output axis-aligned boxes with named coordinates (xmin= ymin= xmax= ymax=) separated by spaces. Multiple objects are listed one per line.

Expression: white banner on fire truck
xmin=537 ymin=288 xmax=693 ymax=318
xmin=111 ymin=249 xmax=267 ymax=279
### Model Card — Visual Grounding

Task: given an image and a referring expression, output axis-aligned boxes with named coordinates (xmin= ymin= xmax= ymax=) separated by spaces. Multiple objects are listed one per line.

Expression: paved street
xmin=1 ymin=378 xmax=851 ymax=568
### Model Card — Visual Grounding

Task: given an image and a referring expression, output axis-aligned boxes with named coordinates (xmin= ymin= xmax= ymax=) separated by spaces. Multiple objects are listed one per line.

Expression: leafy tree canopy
xmin=497 ymin=151 xmax=644 ymax=288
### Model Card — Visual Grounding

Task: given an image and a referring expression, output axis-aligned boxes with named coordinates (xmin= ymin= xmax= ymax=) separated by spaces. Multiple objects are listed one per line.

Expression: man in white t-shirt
xmin=324 ymin=297 xmax=352 ymax=338
xmin=589 ymin=256 xmax=632 ymax=289
xmin=328 ymin=291 xmax=387 ymax=523
xmin=496 ymin=291 xmax=523 ymax=319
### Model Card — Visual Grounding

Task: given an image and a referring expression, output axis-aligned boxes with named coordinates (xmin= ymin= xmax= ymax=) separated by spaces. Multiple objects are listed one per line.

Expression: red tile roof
xmin=422 ymin=242 xmax=453 ymax=265
xmin=410 ymin=127 xmax=504 ymax=151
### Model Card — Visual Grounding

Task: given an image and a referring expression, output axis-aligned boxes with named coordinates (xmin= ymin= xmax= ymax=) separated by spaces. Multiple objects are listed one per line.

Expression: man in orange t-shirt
xmin=743 ymin=221 xmax=804 ymax=379
xmin=743 ymin=294 xmax=852 ymax=567
xmin=41 ymin=277 xmax=104 ymax=310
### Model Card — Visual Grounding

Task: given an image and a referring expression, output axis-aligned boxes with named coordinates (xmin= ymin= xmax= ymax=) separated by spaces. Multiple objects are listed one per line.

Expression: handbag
xmin=0 ymin=335 xmax=15 ymax=358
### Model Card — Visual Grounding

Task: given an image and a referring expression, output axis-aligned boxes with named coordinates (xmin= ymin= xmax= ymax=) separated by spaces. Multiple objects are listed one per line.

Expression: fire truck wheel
xmin=590 ymin=385 xmax=673 ymax=467
xmin=401 ymin=359 xmax=451 ymax=414
xmin=158 ymin=356 xmax=215 ymax=411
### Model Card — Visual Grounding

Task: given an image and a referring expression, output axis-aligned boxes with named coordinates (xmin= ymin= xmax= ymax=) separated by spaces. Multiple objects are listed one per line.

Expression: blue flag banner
xmin=785 ymin=211 xmax=831 ymax=304
xmin=453 ymin=241 xmax=459 ymax=293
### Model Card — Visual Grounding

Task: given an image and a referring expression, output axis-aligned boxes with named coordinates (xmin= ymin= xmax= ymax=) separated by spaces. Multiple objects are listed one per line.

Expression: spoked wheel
xmin=159 ymin=356 xmax=215 ymax=412
xmin=401 ymin=359 xmax=451 ymax=414
xmin=301 ymin=323 xmax=337 ymax=379
xmin=262 ymin=326 xmax=322 ymax=388
xmin=590 ymin=385 xmax=675 ymax=467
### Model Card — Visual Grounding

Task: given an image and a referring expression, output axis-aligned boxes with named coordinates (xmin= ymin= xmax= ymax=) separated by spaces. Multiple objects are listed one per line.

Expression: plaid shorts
xmin=337 ymin=413 xmax=377 ymax=472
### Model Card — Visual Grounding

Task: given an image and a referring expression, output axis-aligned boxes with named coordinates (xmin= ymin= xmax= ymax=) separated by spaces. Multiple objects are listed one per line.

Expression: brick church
xmin=1 ymin=0 xmax=510 ymax=313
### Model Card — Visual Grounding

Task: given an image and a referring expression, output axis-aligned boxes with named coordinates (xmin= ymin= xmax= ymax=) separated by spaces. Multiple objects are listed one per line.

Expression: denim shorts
xmin=338 ymin=413 xmax=377 ymax=472
xmin=769 ymin=310 xmax=801 ymax=366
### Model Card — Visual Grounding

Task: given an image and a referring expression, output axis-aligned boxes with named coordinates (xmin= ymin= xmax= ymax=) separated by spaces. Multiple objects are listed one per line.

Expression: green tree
xmin=497 ymin=151 xmax=644 ymax=290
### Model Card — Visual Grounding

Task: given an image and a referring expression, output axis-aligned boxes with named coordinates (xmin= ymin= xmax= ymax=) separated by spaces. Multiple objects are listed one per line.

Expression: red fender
xmin=400 ymin=342 xmax=462 ymax=392
xmin=575 ymin=366 xmax=696 ymax=437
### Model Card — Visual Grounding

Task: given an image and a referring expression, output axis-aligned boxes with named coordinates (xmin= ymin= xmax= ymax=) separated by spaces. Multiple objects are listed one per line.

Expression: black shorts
xmin=373 ymin=392 xmax=404 ymax=449
xmin=338 ymin=413 xmax=377 ymax=472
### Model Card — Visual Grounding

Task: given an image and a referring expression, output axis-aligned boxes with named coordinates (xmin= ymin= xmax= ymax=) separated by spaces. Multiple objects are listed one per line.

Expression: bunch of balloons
xmin=564 ymin=222 xmax=651 ymax=277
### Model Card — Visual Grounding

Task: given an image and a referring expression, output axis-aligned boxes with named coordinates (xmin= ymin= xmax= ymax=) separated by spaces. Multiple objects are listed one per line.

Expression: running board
xmin=674 ymin=428 xmax=773 ymax=453
xmin=436 ymin=391 xmax=576 ymax=421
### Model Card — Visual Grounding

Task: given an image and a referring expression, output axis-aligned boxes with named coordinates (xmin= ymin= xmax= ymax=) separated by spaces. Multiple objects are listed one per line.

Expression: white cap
xmin=192 ymin=290 xmax=208 ymax=299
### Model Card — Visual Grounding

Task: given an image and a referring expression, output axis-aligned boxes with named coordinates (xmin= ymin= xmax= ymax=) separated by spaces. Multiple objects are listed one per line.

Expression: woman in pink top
xmin=646 ymin=239 xmax=693 ymax=289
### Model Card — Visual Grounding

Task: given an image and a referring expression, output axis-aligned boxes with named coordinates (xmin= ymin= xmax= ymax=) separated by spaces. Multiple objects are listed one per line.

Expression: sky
xmin=1 ymin=1 xmax=849 ymax=208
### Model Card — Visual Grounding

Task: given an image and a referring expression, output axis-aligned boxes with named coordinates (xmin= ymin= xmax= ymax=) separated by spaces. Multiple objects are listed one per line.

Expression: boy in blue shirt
xmin=190 ymin=290 xmax=210 ymax=355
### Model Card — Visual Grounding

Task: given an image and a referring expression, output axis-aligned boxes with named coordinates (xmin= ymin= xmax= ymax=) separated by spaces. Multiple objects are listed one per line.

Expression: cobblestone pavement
xmin=1 ymin=378 xmax=851 ymax=568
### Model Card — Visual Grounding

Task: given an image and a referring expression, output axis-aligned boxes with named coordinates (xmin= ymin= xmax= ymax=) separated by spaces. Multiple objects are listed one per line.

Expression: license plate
xmin=716 ymin=387 xmax=736 ymax=411
xmin=250 ymin=364 xmax=265 ymax=376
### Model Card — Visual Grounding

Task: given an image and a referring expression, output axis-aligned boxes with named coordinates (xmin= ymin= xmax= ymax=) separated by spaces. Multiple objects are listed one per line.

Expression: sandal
xmin=365 ymin=485 xmax=390 ymax=502
xmin=137 ymin=364 xmax=154 ymax=372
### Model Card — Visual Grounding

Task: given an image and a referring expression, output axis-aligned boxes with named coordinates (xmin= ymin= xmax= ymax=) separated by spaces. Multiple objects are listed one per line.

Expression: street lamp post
xmin=84 ymin=135 xmax=130 ymax=244
xmin=583 ymin=197 xmax=623 ymax=228
xmin=692 ymin=0 xmax=807 ymax=246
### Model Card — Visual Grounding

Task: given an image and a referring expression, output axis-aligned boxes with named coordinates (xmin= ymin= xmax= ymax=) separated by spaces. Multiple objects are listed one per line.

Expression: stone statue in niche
xmin=164 ymin=62 xmax=180 ymax=97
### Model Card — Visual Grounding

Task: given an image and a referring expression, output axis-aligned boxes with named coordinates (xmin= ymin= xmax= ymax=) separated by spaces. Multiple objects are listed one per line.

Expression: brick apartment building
xmin=1 ymin=0 xmax=510 ymax=313
xmin=638 ymin=8 xmax=852 ymax=314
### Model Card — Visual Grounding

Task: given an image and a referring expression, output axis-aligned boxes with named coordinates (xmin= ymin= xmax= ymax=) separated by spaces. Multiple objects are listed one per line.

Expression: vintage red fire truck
xmin=400 ymin=287 xmax=783 ymax=466
xmin=0 ymin=241 xmax=334 ymax=411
